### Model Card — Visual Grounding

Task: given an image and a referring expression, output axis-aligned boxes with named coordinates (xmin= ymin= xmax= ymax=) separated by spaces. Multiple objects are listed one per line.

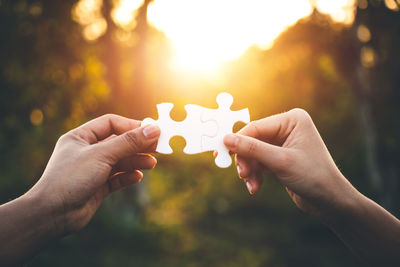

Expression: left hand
xmin=26 ymin=114 xmax=160 ymax=235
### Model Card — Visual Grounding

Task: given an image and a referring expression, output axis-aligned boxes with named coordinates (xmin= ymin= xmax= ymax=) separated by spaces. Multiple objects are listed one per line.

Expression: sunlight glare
xmin=72 ymin=0 xmax=103 ymax=26
xmin=315 ymin=0 xmax=356 ymax=24
xmin=72 ymin=0 xmax=107 ymax=41
xmin=111 ymin=0 xmax=144 ymax=30
xmin=148 ymin=0 xmax=313 ymax=73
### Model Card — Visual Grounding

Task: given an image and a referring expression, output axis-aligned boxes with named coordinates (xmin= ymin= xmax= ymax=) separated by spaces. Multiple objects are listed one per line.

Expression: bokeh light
xmin=147 ymin=0 xmax=357 ymax=73
xmin=72 ymin=0 xmax=107 ymax=41
xmin=83 ymin=18 xmax=107 ymax=41
xmin=358 ymin=0 xmax=368 ymax=9
xmin=361 ymin=46 xmax=377 ymax=68
xmin=357 ymin=24 xmax=371 ymax=43
xmin=384 ymin=0 xmax=400 ymax=11
xmin=111 ymin=0 xmax=144 ymax=30
xmin=30 ymin=109 xmax=44 ymax=126
xmin=315 ymin=0 xmax=357 ymax=24
xmin=29 ymin=2 xmax=42 ymax=17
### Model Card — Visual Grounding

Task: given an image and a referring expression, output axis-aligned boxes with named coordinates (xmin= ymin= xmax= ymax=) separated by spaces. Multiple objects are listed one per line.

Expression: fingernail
xmin=137 ymin=171 xmax=144 ymax=182
xmin=237 ymin=164 xmax=242 ymax=178
xmin=246 ymin=181 xmax=254 ymax=195
xmin=151 ymin=157 xmax=157 ymax=169
xmin=224 ymin=134 xmax=239 ymax=147
xmin=143 ymin=125 xmax=160 ymax=139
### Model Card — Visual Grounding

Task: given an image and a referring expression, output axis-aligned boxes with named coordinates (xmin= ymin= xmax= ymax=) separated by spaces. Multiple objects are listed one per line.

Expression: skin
xmin=0 ymin=114 xmax=161 ymax=266
xmin=1 ymin=110 xmax=399 ymax=265
xmin=223 ymin=108 xmax=400 ymax=266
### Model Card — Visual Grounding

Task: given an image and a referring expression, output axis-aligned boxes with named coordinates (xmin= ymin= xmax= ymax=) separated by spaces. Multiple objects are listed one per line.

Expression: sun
xmin=112 ymin=0 xmax=357 ymax=73
xmin=74 ymin=0 xmax=356 ymax=70
xmin=147 ymin=0 xmax=313 ymax=73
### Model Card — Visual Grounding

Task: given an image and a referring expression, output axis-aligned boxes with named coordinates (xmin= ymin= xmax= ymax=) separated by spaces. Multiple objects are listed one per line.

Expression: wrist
xmin=0 ymin=187 xmax=66 ymax=264
xmin=23 ymin=186 xmax=66 ymax=238
xmin=314 ymin=172 xmax=365 ymax=228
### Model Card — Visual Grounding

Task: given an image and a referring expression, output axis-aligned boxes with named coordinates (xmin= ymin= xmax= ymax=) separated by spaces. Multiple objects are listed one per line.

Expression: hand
xmin=224 ymin=108 xmax=359 ymax=217
xmin=224 ymin=109 xmax=400 ymax=265
xmin=27 ymin=114 xmax=160 ymax=235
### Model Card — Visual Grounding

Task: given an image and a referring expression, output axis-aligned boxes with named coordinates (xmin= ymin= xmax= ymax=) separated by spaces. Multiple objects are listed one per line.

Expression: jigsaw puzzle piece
xmin=201 ymin=93 xmax=250 ymax=168
xmin=182 ymin=104 xmax=217 ymax=154
xmin=142 ymin=102 xmax=176 ymax=154
xmin=201 ymin=93 xmax=250 ymax=124
xmin=142 ymin=103 xmax=218 ymax=155
xmin=202 ymin=135 xmax=232 ymax=168
xmin=142 ymin=93 xmax=249 ymax=168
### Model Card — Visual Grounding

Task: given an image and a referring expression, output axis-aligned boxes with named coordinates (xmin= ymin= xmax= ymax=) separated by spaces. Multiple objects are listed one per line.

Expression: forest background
xmin=0 ymin=0 xmax=399 ymax=266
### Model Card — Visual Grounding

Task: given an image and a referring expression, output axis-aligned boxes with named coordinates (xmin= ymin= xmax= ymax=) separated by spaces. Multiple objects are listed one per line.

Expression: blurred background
xmin=0 ymin=0 xmax=399 ymax=266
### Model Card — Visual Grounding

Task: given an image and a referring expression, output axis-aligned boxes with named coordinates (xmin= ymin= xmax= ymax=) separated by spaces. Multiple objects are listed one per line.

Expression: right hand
xmin=224 ymin=108 xmax=360 ymax=218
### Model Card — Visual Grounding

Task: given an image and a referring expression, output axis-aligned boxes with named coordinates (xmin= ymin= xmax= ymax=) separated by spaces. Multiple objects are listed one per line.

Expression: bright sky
xmin=147 ymin=0 xmax=313 ymax=73
xmin=73 ymin=0 xmax=357 ymax=73
xmin=147 ymin=0 xmax=356 ymax=73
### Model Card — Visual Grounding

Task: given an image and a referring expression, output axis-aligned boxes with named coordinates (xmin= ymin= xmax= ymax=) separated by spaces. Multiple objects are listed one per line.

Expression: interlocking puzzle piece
xmin=201 ymin=93 xmax=250 ymax=168
xmin=142 ymin=93 xmax=250 ymax=168
xmin=142 ymin=103 xmax=218 ymax=154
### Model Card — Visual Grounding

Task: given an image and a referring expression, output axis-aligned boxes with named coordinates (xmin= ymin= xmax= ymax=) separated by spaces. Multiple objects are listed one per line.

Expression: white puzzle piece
xmin=142 ymin=103 xmax=218 ymax=154
xmin=201 ymin=93 xmax=250 ymax=168
xmin=142 ymin=93 xmax=250 ymax=168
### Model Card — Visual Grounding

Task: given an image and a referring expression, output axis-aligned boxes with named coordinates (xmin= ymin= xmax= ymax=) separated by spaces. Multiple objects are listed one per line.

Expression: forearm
xmin=0 ymin=191 xmax=64 ymax=265
xmin=321 ymin=186 xmax=400 ymax=266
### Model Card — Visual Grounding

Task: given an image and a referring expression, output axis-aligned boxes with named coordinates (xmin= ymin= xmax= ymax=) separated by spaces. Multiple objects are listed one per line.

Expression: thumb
xmin=97 ymin=125 xmax=160 ymax=163
xmin=224 ymin=133 xmax=288 ymax=172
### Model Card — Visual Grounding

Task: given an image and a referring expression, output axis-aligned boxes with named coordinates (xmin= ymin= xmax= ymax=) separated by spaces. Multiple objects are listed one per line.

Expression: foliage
xmin=0 ymin=0 xmax=399 ymax=266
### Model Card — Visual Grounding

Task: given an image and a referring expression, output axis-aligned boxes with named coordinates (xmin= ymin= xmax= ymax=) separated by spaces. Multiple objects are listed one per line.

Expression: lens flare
xmin=148 ymin=0 xmax=315 ymax=73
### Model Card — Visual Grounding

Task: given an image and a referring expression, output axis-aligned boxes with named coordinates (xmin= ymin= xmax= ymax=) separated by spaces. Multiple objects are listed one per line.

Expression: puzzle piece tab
xmin=142 ymin=103 xmax=218 ymax=154
xmin=201 ymin=93 xmax=250 ymax=168
xmin=142 ymin=93 xmax=250 ymax=168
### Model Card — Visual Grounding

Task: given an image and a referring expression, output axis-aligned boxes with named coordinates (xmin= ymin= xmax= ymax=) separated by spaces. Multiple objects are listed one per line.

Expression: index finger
xmin=239 ymin=111 xmax=292 ymax=145
xmin=72 ymin=114 xmax=141 ymax=144
xmin=234 ymin=112 xmax=290 ymax=176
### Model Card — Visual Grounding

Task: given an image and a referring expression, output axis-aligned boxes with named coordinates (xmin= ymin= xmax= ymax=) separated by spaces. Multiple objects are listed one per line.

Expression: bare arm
xmin=224 ymin=108 xmax=400 ymax=266
xmin=326 ymin=190 xmax=400 ymax=265
xmin=0 ymin=114 xmax=160 ymax=266
xmin=0 ymin=192 xmax=63 ymax=266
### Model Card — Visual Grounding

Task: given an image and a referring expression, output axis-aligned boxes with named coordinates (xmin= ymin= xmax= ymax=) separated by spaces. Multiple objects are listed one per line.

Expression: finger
xmin=235 ymin=151 xmax=271 ymax=179
xmin=285 ymin=186 xmax=295 ymax=199
xmin=235 ymin=155 xmax=252 ymax=178
xmin=238 ymin=112 xmax=292 ymax=145
xmin=224 ymin=133 xmax=288 ymax=173
xmin=243 ymin=170 xmax=262 ymax=195
xmin=143 ymin=141 xmax=158 ymax=153
xmin=72 ymin=114 xmax=141 ymax=144
xmin=243 ymin=175 xmax=255 ymax=195
xmin=109 ymin=170 xmax=143 ymax=193
xmin=96 ymin=170 xmax=144 ymax=201
xmin=111 ymin=154 xmax=157 ymax=175
xmin=100 ymin=134 xmax=117 ymax=143
xmin=95 ymin=125 xmax=160 ymax=163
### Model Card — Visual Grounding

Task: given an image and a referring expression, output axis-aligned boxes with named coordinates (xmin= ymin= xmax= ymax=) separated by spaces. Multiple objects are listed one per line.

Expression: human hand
xmin=224 ymin=109 xmax=359 ymax=218
xmin=26 ymin=114 xmax=160 ymax=235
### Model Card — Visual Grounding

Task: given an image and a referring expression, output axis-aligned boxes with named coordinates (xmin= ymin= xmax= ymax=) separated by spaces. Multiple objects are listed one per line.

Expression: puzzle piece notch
xmin=201 ymin=92 xmax=250 ymax=168
xmin=142 ymin=103 xmax=218 ymax=155
xmin=142 ymin=92 xmax=250 ymax=168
